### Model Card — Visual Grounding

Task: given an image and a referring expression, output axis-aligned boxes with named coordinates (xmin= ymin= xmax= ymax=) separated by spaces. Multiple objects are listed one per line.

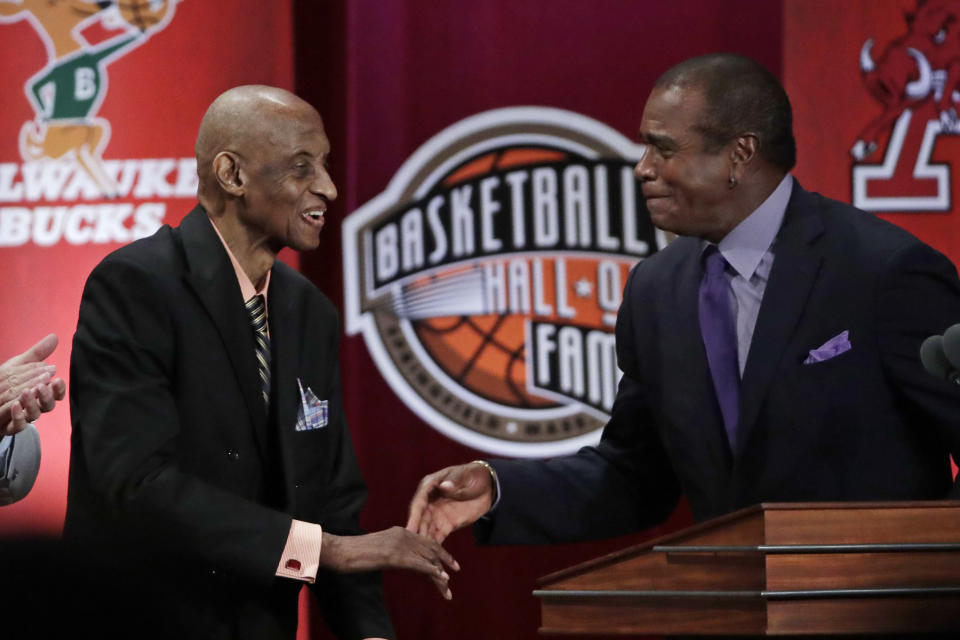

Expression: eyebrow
xmin=291 ymin=148 xmax=331 ymax=159
xmin=641 ymin=132 xmax=677 ymax=151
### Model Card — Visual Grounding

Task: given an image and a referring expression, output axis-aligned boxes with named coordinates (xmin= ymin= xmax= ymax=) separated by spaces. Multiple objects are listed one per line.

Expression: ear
xmin=212 ymin=151 xmax=244 ymax=197
xmin=728 ymin=133 xmax=759 ymax=185
xmin=730 ymin=133 xmax=760 ymax=166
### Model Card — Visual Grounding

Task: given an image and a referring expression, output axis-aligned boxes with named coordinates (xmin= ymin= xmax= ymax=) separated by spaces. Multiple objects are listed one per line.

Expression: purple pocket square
xmin=804 ymin=330 xmax=851 ymax=364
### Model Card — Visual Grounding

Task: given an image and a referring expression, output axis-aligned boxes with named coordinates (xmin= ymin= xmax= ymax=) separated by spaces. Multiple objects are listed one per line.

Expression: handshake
xmin=325 ymin=461 xmax=495 ymax=601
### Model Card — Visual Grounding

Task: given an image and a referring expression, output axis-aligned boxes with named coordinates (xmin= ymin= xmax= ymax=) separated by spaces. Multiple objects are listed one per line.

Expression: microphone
xmin=0 ymin=423 xmax=41 ymax=505
xmin=920 ymin=333 xmax=960 ymax=386
xmin=943 ymin=324 xmax=960 ymax=371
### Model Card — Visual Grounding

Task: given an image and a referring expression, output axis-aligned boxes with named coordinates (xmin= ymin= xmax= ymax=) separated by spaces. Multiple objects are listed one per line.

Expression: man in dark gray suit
xmin=406 ymin=54 xmax=960 ymax=547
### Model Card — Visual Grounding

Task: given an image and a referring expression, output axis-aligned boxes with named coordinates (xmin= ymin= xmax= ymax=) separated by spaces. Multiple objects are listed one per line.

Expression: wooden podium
xmin=534 ymin=502 xmax=960 ymax=636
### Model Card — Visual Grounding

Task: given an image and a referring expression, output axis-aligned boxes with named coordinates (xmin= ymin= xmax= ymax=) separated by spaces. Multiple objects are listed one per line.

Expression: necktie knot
xmin=702 ymin=244 xmax=728 ymax=277
xmin=246 ymin=295 xmax=267 ymax=333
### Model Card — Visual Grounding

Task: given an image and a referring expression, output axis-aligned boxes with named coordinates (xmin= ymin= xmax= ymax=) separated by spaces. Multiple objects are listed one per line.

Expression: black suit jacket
xmin=65 ymin=206 xmax=392 ymax=639
xmin=481 ymin=182 xmax=960 ymax=545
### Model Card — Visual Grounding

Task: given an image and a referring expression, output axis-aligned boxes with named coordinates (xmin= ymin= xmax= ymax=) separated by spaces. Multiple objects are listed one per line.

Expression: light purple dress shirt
xmin=706 ymin=174 xmax=793 ymax=376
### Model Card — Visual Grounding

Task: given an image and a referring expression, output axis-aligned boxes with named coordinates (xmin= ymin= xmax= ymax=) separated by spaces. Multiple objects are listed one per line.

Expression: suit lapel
xmin=737 ymin=185 xmax=825 ymax=453
xmin=180 ymin=206 xmax=271 ymax=455
xmin=266 ymin=264 xmax=300 ymax=509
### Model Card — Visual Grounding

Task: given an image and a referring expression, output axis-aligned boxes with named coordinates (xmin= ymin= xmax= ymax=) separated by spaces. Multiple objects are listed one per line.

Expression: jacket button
xmin=226 ymin=449 xmax=240 ymax=461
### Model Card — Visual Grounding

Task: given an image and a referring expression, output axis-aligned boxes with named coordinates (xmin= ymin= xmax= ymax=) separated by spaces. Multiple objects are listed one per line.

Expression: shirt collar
xmin=707 ymin=174 xmax=793 ymax=280
xmin=209 ymin=217 xmax=271 ymax=304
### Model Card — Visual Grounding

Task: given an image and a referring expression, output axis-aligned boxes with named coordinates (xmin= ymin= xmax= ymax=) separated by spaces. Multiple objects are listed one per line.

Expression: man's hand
xmin=319 ymin=526 xmax=460 ymax=600
xmin=0 ymin=334 xmax=67 ymax=436
xmin=406 ymin=462 xmax=495 ymax=544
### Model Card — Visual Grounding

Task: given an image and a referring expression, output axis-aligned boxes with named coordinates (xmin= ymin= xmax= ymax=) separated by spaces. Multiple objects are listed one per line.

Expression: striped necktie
xmin=245 ymin=295 xmax=271 ymax=410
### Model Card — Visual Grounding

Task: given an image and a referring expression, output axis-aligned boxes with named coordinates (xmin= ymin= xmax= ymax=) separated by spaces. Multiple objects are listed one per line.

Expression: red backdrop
xmin=0 ymin=0 xmax=294 ymax=535
xmin=9 ymin=1 xmax=956 ymax=639
xmin=296 ymin=1 xmax=781 ymax=638
xmin=785 ymin=0 xmax=960 ymax=263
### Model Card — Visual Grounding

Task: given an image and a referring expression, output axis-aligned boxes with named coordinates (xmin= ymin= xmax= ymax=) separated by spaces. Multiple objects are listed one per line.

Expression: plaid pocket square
xmin=804 ymin=330 xmax=851 ymax=364
xmin=296 ymin=378 xmax=328 ymax=431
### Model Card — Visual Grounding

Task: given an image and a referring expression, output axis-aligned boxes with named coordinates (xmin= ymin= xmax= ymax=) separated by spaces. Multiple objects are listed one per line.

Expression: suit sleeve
xmin=876 ymin=240 xmax=960 ymax=497
xmin=306 ymin=312 xmax=394 ymax=640
xmin=71 ymin=257 xmax=291 ymax=585
xmin=477 ymin=261 xmax=681 ymax=545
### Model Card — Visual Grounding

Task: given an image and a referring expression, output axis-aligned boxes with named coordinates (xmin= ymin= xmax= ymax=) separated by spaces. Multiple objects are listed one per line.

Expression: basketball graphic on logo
xmin=344 ymin=107 xmax=661 ymax=456
xmin=117 ymin=0 xmax=172 ymax=31
xmin=412 ymin=148 xmax=569 ymax=409
xmin=416 ymin=304 xmax=550 ymax=408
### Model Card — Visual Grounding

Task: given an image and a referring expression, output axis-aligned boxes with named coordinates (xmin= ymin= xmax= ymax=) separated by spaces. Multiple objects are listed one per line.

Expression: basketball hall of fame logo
xmin=343 ymin=108 xmax=666 ymax=457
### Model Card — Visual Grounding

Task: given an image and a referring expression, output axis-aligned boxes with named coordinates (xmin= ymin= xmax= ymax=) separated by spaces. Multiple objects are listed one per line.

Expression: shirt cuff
xmin=275 ymin=519 xmax=323 ymax=583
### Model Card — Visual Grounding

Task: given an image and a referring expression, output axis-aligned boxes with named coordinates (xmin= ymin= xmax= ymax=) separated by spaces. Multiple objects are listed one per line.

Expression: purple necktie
xmin=698 ymin=246 xmax=740 ymax=451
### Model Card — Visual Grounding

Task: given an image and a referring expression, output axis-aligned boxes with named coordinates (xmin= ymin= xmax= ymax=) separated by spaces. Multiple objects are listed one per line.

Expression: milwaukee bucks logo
xmin=1 ymin=0 xmax=180 ymax=198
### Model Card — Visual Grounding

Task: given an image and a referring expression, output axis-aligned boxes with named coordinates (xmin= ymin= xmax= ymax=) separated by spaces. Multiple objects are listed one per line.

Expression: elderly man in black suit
xmin=66 ymin=85 xmax=456 ymax=639
xmin=406 ymin=54 xmax=960 ymax=548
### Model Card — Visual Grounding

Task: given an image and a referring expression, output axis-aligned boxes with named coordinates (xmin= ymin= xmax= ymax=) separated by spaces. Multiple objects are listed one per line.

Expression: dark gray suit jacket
xmin=65 ymin=206 xmax=392 ymax=639
xmin=480 ymin=182 xmax=960 ymax=545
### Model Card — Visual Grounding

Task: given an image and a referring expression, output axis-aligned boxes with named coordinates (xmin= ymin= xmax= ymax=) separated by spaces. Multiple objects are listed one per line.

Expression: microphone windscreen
xmin=920 ymin=334 xmax=950 ymax=380
xmin=0 ymin=424 xmax=41 ymax=506
xmin=942 ymin=323 xmax=960 ymax=371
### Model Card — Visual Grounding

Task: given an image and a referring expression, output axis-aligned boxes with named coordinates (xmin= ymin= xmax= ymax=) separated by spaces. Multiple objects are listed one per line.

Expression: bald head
xmin=195 ymin=85 xmax=321 ymax=203
xmin=191 ymin=84 xmax=336 ymax=277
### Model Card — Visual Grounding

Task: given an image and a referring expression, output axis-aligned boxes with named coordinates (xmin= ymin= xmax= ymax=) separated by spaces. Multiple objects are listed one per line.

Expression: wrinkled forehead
xmin=640 ymin=85 xmax=706 ymax=138
xmin=243 ymin=103 xmax=328 ymax=159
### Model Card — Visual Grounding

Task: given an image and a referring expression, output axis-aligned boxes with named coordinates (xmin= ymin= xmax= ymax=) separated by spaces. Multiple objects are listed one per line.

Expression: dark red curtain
xmin=294 ymin=2 xmax=782 ymax=637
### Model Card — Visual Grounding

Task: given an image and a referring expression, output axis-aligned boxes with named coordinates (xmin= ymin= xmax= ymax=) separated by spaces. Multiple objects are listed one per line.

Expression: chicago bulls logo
xmin=343 ymin=107 xmax=664 ymax=456
xmin=851 ymin=0 xmax=960 ymax=212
